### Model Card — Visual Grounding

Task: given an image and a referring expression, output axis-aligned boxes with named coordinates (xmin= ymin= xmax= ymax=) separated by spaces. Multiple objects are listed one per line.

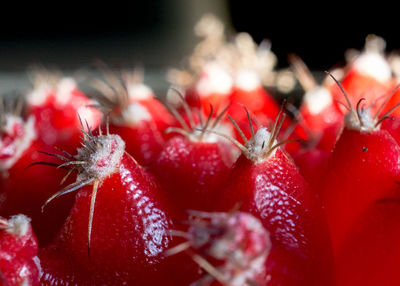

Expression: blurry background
xmin=0 ymin=1 xmax=395 ymax=90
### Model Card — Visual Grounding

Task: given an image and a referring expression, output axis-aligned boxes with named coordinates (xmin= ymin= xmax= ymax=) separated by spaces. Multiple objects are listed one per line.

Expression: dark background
xmin=0 ymin=1 xmax=395 ymax=72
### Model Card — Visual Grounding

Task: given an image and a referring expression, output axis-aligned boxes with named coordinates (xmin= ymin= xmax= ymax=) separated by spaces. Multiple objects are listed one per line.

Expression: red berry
xmin=27 ymin=76 xmax=102 ymax=151
xmin=0 ymin=215 xmax=40 ymax=286
xmin=91 ymin=72 xmax=174 ymax=165
xmin=0 ymin=99 xmax=74 ymax=245
xmin=166 ymin=211 xmax=271 ymax=286
xmin=323 ymin=76 xmax=400 ymax=259
xmin=215 ymin=108 xmax=333 ymax=285
xmin=330 ymin=37 xmax=394 ymax=114
xmin=42 ymin=128 xmax=176 ymax=284
xmin=151 ymin=105 xmax=238 ymax=212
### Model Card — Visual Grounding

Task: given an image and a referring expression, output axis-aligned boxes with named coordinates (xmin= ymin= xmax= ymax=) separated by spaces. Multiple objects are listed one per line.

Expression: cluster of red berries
xmin=2 ymin=15 xmax=400 ymax=286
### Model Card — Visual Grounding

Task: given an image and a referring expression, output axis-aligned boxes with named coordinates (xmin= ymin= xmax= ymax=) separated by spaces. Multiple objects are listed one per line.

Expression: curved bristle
xmin=288 ymin=54 xmax=317 ymax=92
xmin=164 ymin=127 xmax=190 ymax=137
xmin=376 ymin=103 xmax=400 ymax=127
xmin=88 ymin=180 xmax=99 ymax=259
xmin=0 ymin=218 xmax=9 ymax=229
xmin=165 ymin=103 xmax=190 ymax=132
xmin=326 ymin=71 xmax=354 ymax=111
xmin=38 ymin=151 xmax=70 ymax=162
xmin=227 ymin=115 xmax=248 ymax=145
xmin=356 ymin=98 xmax=366 ymax=126
xmin=200 ymin=104 xmax=214 ymax=139
xmin=57 ymin=161 xmax=87 ymax=169
xmin=267 ymin=102 xmax=286 ymax=151
xmin=169 ymin=87 xmax=196 ymax=130
xmin=204 ymin=129 xmax=247 ymax=153
xmin=189 ymin=251 xmax=227 ymax=285
xmin=54 ymin=147 xmax=75 ymax=159
xmin=267 ymin=138 xmax=300 ymax=157
xmin=42 ymin=178 xmax=94 ymax=213
xmin=336 ymin=99 xmax=352 ymax=112
xmin=197 ymin=108 xmax=204 ymax=128
xmin=163 ymin=241 xmax=192 ymax=257
xmin=244 ymin=107 xmax=255 ymax=138
xmin=374 ymin=84 xmax=400 ymax=119
xmin=59 ymin=167 xmax=76 ymax=186
xmin=211 ymin=103 xmax=230 ymax=129
xmin=25 ymin=161 xmax=63 ymax=169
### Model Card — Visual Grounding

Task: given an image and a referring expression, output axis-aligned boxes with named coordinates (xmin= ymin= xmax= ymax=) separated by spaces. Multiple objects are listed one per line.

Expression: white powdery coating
xmin=208 ymin=212 xmax=271 ymax=286
xmin=304 ymin=86 xmax=333 ymax=115
xmin=344 ymin=109 xmax=377 ymax=132
xmin=353 ymin=52 xmax=392 ymax=82
xmin=235 ymin=69 xmax=261 ymax=91
xmin=127 ymin=83 xmax=153 ymax=101
xmin=120 ymin=102 xmax=152 ymax=126
xmin=196 ymin=62 xmax=233 ymax=97
xmin=77 ymin=134 xmax=125 ymax=181
xmin=6 ymin=214 xmax=31 ymax=237
xmin=0 ymin=115 xmax=37 ymax=171
xmin=27 ymin=77 xmax=78 ymax=106
xmin=27 ymin=83 xmax=52 ymax=106
xmin=56 ymin=78 xmax=77 ymax=105
xmin=247 ymin=128 xmax=277 ymax=163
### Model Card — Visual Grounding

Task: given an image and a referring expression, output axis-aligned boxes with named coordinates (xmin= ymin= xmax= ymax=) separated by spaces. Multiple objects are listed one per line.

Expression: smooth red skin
xmin=334 ymin=200 xmax=400 ymax=286
xmin=0 ymin=141 xmax=75 ymax=246
xmin=381 ymin=115 xmax=400 ymax=145
xmin=0 ymin=219 xmax=39 ymax=286
xmin=330 ymin=70 xmax=393 ymax=113
xmin=218 ymin=149 xmax=333 ymax=285
xmin=29 ymin=90 xmax=101 ymax=152
xmin=322 ymin=128 xmax=400 ymax=257
xmin=109 ymin=120 xmax=165 ymax=166
xmin=56 ymin=153 xmax=182 ymax=285
xmin=150 ymin=136 xmax=235 ymax=212
xmin=292 ymin=148 xmax=329 ymax=191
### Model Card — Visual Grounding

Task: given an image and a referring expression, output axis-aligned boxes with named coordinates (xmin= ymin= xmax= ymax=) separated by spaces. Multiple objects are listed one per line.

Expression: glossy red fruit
xmin=150 ymin=105 xmax=238 ymax=212
xmin=323 ymin=128 xmax=400 ymax=253
xmin=125 ymin=78 xmax=175 ymax=133
xmin=27 ymin=76 xmax=102 ymax=151
xmin=322 ymin=77 xmax=400 ymax=259
xmin=289 ymin=55 xmax=344 ymax=153
xmin=0 ymin=215 xmax=40 ymax=286
xmin=330 ymin=38 xmax=394 ymax=114
xmin=107 ymin=101 xmax=165 ymax=166
xmin=91 ymin=74 xmax=174 ymax=165
xmin=166 ymin=211 xmax=271 ymax=286
xmin=229 ymin=71 xmax=280 ymax=121
xmin=43 ymin=129 xmax=176 ymax=285
xmin=184 ymin=62 xmax=233 ymax=112
xmin=334 ymin=199 xmax=400 ymax=286
xmin=0 ymin=103 xmax=74 ymax=246
xmin=216 ymin=108 xmax=333 ymax=285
